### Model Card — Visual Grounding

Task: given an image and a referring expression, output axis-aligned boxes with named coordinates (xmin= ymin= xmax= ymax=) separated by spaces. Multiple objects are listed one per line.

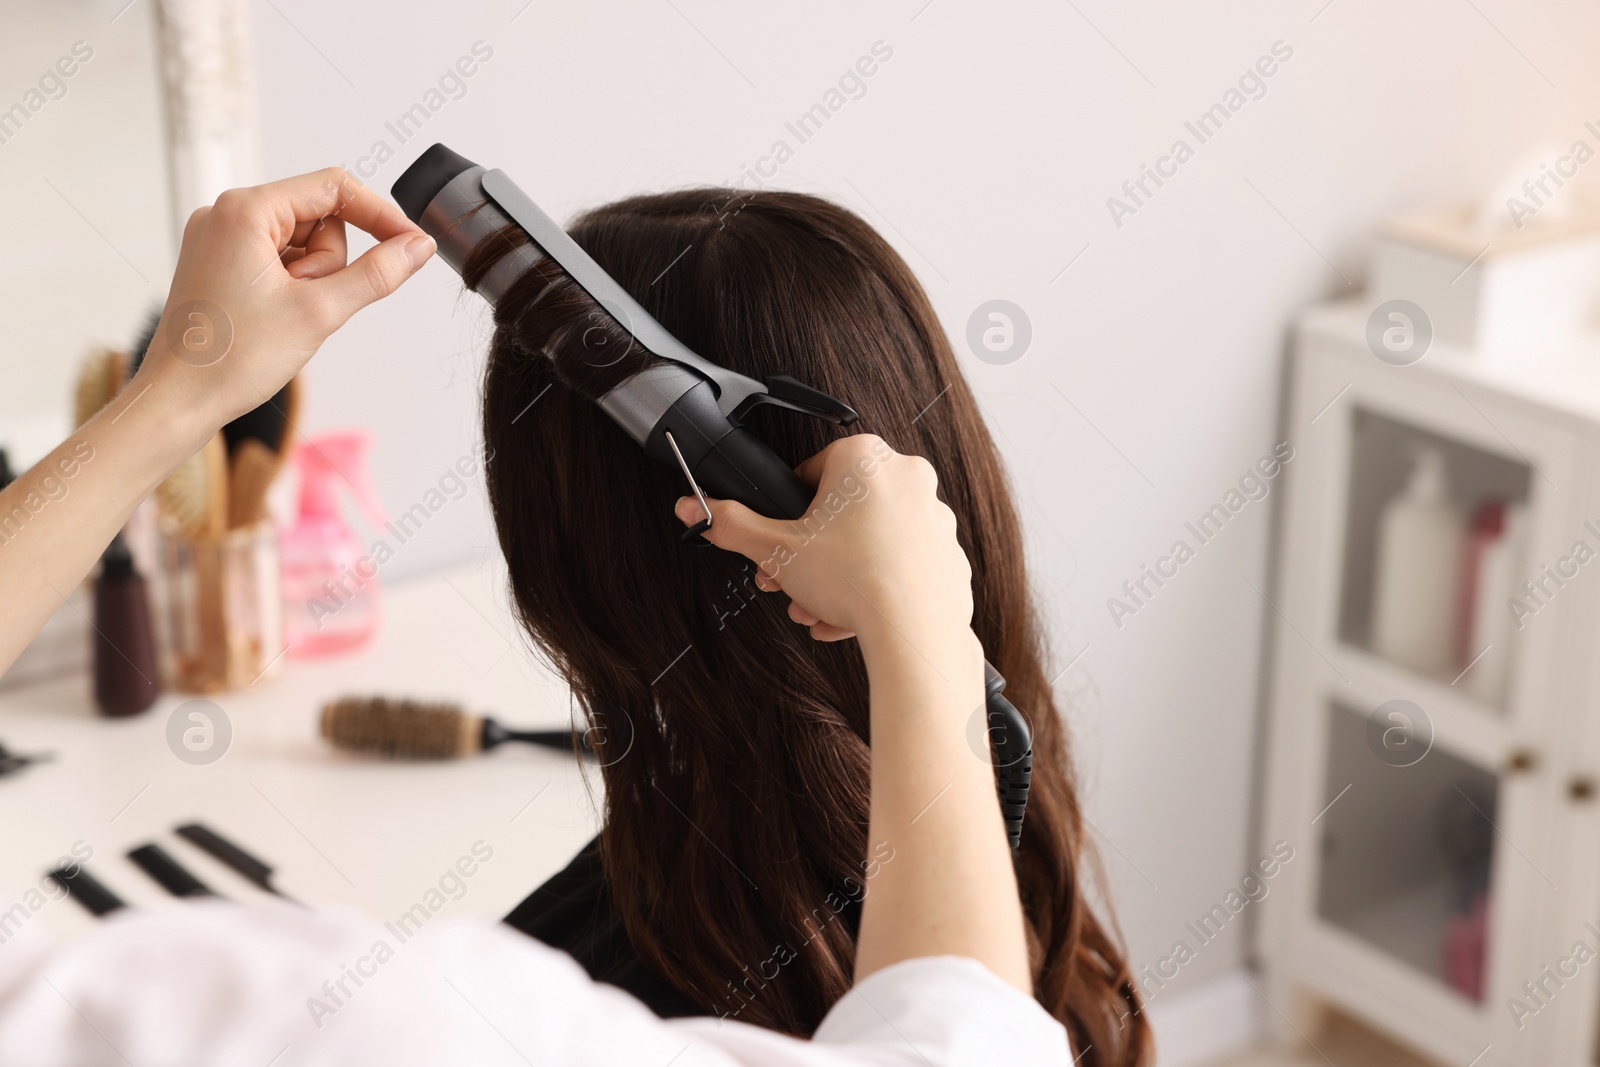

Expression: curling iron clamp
xmin=391 ymin=144 xmax=1031 ymax=848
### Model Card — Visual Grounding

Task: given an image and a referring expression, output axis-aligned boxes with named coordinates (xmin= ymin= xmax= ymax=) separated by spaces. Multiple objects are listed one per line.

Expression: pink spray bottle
xmin=280 ymin=431 xmax=389 ymax=657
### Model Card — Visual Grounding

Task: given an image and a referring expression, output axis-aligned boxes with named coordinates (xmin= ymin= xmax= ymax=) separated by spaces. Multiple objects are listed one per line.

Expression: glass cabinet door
xmin=1315 ymin=700 xmax=1499 ymax=1002
xmin=1336 ymin=406 xmax=1533 ymax=714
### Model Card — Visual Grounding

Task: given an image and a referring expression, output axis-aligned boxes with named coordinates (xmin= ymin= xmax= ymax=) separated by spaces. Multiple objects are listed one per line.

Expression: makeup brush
xmin=320 ymin=696 xmax=589 ymax=760
xmin=226 ymin=376 xmax=300 ymax=529
xmin=228 ymin=441 xmax=277 ymax=528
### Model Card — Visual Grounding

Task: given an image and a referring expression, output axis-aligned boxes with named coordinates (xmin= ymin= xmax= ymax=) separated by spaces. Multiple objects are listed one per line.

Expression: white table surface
xmin=0 ymin=564 xmax=600 ymax=940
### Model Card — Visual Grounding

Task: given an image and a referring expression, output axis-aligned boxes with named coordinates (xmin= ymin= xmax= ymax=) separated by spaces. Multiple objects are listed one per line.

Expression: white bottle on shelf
xmin=1370 ymin=449 xmax=1465 ymax=676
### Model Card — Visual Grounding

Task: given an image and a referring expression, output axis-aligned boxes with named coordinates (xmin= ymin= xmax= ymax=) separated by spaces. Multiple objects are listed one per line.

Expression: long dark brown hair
xmin=465 ymin=187 xmax=1149 ymax=1064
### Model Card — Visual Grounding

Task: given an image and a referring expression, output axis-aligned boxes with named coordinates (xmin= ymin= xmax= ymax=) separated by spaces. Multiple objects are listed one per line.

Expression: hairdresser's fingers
xmin=793 ymin=432 xmax=891 ymax=489
xmin=793 ymin=437 xmax=854 ymax=488
xmin=754 ymin=571 xmax=781 ymax=593
xmin=287 ymin=218 xmax=320 ymax=247
xmin=256 ymin=168 xmax=417 ymax=245
xmin=301 ymin=231 xmax=435 ymax=323
xmin=788 ymin=601 xmax=854 ymax=639
xmin=673 ymin=495 xmax=793 ymax=572
xmin=809 ymin=622 xmax=856 ymax=642
xmin=285 ymin=216 xmax=350 ymax=280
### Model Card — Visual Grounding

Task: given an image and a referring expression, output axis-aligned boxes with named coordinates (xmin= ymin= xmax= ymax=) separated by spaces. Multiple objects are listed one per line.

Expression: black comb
xmin=175 ymin=823 xmax=297 ymax=903
xmin=47 ymin=865 xmax=126 ymax=917
xmin=127 ymin=843 xmax=217 ymax=899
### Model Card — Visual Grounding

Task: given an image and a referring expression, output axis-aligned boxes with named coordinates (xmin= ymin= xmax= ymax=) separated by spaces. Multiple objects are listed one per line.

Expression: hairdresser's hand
xmin=678 ymin=439 xmax=1020 ymax=995
xmin=675 ymin=435 xmax=975 ymax=651
xmin=138 ymin=168 xmax=435 ymax=446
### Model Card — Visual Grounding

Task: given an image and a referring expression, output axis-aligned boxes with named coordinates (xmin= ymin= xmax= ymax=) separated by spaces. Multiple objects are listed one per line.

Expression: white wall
xmin=251 ymin=0 xmax=1600 ymax=999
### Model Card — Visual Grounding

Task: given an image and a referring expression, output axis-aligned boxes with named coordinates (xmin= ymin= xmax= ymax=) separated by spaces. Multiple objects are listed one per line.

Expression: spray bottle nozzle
xmin=294 ymin=431 xmax=388 ymax=529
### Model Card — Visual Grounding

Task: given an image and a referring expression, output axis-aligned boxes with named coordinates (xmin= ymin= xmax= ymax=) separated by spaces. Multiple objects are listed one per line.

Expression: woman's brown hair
xmin=465 ymin=187 xmax=1150 ymax=1064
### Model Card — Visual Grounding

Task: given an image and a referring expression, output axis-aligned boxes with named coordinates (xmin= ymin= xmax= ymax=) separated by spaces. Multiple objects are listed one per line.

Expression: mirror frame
xmin=152 ymin=0 xmax=262 ymax=234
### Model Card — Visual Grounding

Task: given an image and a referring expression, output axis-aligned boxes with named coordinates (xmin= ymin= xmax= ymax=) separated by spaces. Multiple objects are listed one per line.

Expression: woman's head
xmin=467 ymin=188 xmax=1148 ymax=1064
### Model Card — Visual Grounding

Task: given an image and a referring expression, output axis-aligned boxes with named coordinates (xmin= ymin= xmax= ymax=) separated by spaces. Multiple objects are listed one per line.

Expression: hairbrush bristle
xmin=157 ymin=432 xmax=227 ymax=538
xmin=129 ymin=306 xmax=161 ymax=376
xmin=320 ymin=696 xmax=481 ymax=759
xmin=73 ymin=347 xmax=127 ymax=429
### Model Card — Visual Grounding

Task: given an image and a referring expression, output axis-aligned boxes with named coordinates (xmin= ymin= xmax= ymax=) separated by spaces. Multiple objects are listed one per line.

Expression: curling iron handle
xmin=984 ymin=665 xmax=1032 ymax=851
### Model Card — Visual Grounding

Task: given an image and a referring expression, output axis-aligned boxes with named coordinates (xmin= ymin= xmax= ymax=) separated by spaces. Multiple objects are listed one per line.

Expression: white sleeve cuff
xmin=812 ymin=956 xmax=1073 ymax=1066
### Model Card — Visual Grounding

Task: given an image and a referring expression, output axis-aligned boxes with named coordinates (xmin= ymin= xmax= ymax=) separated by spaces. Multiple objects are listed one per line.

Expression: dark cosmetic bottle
xmin=94 ymin=535 xmax=161 ymax=717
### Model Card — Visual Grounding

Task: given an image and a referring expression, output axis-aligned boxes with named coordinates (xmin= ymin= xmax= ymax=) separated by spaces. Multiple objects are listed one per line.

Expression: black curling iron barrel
xmin=392 ymin=144 xmax=1032 ymax=848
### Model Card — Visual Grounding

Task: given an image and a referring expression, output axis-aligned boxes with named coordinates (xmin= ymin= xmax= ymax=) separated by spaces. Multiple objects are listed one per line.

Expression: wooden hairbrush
xmin=320 ymin=696 xmax=588 ymax=760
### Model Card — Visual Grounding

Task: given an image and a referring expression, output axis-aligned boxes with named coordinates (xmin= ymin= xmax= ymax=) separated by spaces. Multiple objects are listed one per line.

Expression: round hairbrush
xmin=320 ymin=695 xmax=587 ymax=760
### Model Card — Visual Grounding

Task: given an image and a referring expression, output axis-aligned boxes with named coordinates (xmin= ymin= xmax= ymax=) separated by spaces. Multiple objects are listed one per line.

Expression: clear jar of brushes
xmin=156 ymin=520 xmax=285 ymax=693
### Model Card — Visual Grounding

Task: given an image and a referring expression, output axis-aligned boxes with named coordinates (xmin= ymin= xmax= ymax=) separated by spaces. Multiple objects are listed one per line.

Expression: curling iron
xmin=391 ymin=144 xmax=1031 ymax=848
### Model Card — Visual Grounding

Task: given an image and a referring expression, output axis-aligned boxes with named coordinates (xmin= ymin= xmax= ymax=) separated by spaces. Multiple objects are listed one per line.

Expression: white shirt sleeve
xmin=0 ymin=902 xmax=1070 ymax=1067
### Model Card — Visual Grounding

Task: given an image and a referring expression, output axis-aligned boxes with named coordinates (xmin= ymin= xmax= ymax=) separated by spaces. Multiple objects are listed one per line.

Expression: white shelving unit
xmin=1258 ymin=299 xmax=1600 ymax=1066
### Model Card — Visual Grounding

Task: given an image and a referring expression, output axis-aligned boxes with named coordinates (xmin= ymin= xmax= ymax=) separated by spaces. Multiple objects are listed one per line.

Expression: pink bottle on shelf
xmin=280 ymin=431 xmax=388 ymax=658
